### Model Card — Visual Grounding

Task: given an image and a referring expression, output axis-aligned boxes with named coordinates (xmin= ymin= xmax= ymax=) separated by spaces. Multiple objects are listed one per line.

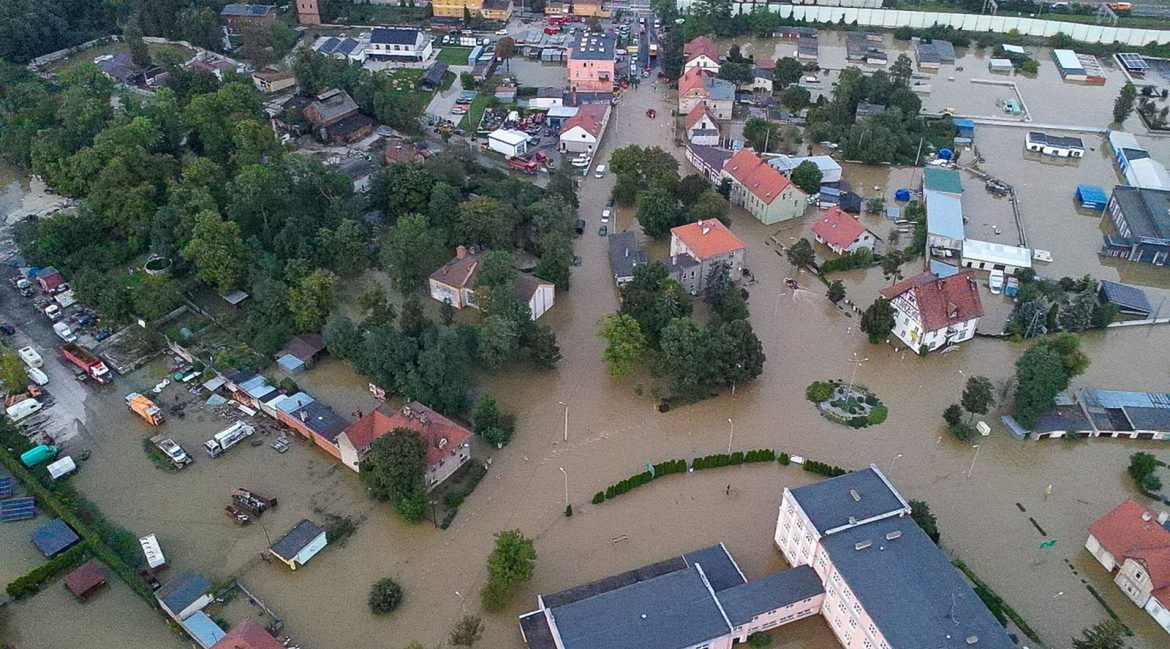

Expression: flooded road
xmin=4 ymin=34 xmax=1170 ymax=649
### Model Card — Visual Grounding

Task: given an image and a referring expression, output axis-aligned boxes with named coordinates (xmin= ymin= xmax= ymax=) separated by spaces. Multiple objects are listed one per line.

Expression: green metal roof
xmin=923 ymin=167 xmax=963 ymax=194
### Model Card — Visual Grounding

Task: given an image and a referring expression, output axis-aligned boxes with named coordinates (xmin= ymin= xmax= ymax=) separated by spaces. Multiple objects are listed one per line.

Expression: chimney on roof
xmin=854 ymin=540 xmax=872 ymax=551
xmin=456 ymin=245 xmax=467 ymax=259
xmin=1159 ymin=511 xmax=1169 ymax=525
xmin=299 ymin=409 xmax=308 ymax=422
xmin=1142 ymin=511 xmax=1153 ymax=522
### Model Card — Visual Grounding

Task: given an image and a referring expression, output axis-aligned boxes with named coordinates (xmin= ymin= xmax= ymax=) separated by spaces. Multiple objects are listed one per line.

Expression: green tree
xmin=181 ymin=210 xmax=247 ymax=292
xmin=790 ymin=160 xmax=823 ymax=194
xmin=711 ymin=319 xmax=765 ymax=388
xmin=743 ymin=117 xmax=783 ymax=154
xmin=636 ymin=187 xmax=683 ymax=239
xmin=382 ymin=213 xmax=449 ymax=290
xmin=687 ymin=190 xmax=728 ymax=225
xmin=482 ymin=530 xmax=536 ymax=611
xmin=859 ymin=297 xmax=894 ymax=344
xmin=609 ymin=145 xmax=679 ymax=206
xmin=529 ymin=325 xmax=562 ymax=370
xmin=475 ymin=250 xmax=517 ymax=290
xmin=779 ymin=85 xmax=811 ymax=113
xmin=1128 ymin=451 xmax=1162 ymax=492
xmin=124 ymin=22 xmax=152 ymax=68
xmin=368 ymin=578 xmax=404 ymax=614
xmin=786 ymin=238 xmax=815 ymax=269
xmin=890 ymin=53 xmax=914 ymax=86
xmin=1113 ymin=82 xmax=1137 ymax=124
xmin=358 ymin=288 xmax=396 ymax=329
xmin=319 ymin=219 xmax=369 ymax=277
xmin=880 ymin=249 xmax=904 ymax=284
xmin=659 ymin=318 xmax=712 ymax=399
xmin=1011 ymin=344 xmax=1070 ymax=428
xmin=961 ymin=376 xmax=995 ymax=420
xmin=288 ymin=269 xmax=337 ymax=332
xmin=535 ymin=231 xmax=573 ymax=290
xmin=360 ymin=427 xmax=428 ymax=522
xmin=943 ymin=403 xmax=964 ymax=428
xmin=909 ymin=500 xmax=940 ymax=544
xmin=128 ymin=274 xmax=182 ymax=321
xmin=473 ymin=395 xmax=503 ymax=437
xmin=323 ymin=314 xmax=365 ymax=364
xmin=773 ymin=57 xmax=804 ymax=87
xmin=597 ymin=314 xmax=647 ymax=378
xmin=449 ymin=614 xmax=484 ymax=646
xmin=1071 ymin=620 xmax=1127 ymax=649
xmin=456 ymin=196 xmax=518 ymax=249
xmin=0 ymin=348 xmax=27 ymax=395
xmin=826 ymin=280 xmax=846 ymax=304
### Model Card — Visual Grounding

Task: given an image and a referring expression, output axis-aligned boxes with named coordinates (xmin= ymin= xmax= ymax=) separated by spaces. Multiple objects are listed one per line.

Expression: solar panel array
xmin=0 ymin=475 xmax=13 ymax=498
xmin=1 ymin=497 xmax=36 ymax=522
xmin=1118 ymin=52 xmax=1149 ymax=70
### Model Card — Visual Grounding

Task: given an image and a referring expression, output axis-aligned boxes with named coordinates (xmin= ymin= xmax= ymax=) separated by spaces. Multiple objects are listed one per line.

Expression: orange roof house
xmin=811 ymin=206 xmax=876 ymax=254
xmin=1086 ymin=499 xmax=1170 ymax=637
xmin=211 ymin=620 xmax=285 ymax=649
xmin=683 ymin=36 xmax=721 ymax=72
xmin=668 ymin=219 xmax=746 ymax=294
xmin=338 ymin=401 xmax=473 ymax=489
xmin=721 ymin=149 xmax=806 ymax=224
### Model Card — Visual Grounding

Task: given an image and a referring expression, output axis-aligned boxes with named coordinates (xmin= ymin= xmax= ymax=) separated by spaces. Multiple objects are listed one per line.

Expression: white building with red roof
xmin=669 ymin=219 xmax=746 ymax=293
xmin=678 ymin=67 xmax=733 ymax=120
xmin=428 ymin=246 xmax=554 ymax=319
xmin=338 ymin=401 xmax=472 ymax=489
xmin=684 ymin=102 xmax=720 ymax=146
xmin=811 ymin=206 xmax=876 ymax=255
xmin=1086 ymin=499 xmax=1170 ymax=636
xmin=879 ymin=271 xmax=983 ymax=353
xmin=683 ymin=36 xmax=721 ymax=73
xmin=721 ymin=149 xmax=806 ymax=224
xmin=558 ymin=102 xmax=610 ymax=155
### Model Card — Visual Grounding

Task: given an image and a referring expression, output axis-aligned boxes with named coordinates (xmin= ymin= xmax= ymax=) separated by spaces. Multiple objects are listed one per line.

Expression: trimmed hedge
xmin=803 ymin=460 xmax=848 ymax=477
xmin=6 ymin=543 xmax=94 ymax=599
xmin=692 ymin=449 xmax=775 ymax=470
xmin=778 ymin=452 xmax=791 ymax=466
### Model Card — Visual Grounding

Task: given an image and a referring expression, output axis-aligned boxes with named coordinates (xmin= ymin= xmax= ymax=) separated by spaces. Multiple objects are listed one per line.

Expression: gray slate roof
xmin=706 ymin=77 xmax=735 ymax=101
xmin=682 ymin=543 xmax=745 ymax=592
xmin=822 ymin=517 xmax=1016 ymax=649
xmin=309 ymin=90 xmax=359 ymax=124
xmin=608 ymin=231 xmax=648 ymax=281
xmin=156 ymin=570 xmax=212 ymax=614
xmin=371 ymin=27 xmax=421 ymax=46
xmin=1028 ymin=131 xmax=1084 ymax=149
xmin=1111 ymin=185 xmax=1170 ymax=241
xmin=549 ymin=566 xmax=730 ymax=649
xmin=221 ymin=3 xmax=276 ymax=16
xmin=570 ymin=33 xmax=617 ymax=61
xmin=270 ymin=519 xmax=325 ymax=560
xmin=788 ymin=465 xmax=907 ymax=535
xmin=717 ymin=565 xmax=824 ymax=626
xmin=1099 ymin=280 xmax=1152 ymax=315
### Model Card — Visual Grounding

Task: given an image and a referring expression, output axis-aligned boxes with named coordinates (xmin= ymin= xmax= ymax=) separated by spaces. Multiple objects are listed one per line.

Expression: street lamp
xmin=846 ymin=352 xmax=869 ymax=395
xmin=889 ymin=453 xmax=903 ymax=476
xmin=559 ymin=467 xmax=569 ymax=505
xmin=558 ymin=401 xmax=568 ymax=442
xmin=727 ymin=418 xmax=734 ymax=454
xmin=967 ymin=444 xmax=981 ymax=478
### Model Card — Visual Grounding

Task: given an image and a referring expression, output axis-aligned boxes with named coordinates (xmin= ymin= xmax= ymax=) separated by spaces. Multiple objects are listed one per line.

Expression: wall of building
xmin=293 ymin=532 xmax=329 ymax=567
xmin=426 ymin=444 xmax=471 ymax=490
xmin=672 ymin=4 xmax=1170 ymax=45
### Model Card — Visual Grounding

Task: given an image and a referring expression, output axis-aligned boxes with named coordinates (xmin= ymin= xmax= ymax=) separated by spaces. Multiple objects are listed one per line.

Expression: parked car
xmin=18 ymin=346 xmax=42 ymax=368
xmin=575 ymin=219 xmax=586 ymax=234
xmin=452 ymin=106 xmax=468 ymax=115
xmin=495 ymin=28 xmax=509 ymax=35
xmin=601 ymin=209 xmax=611 ymax=223
xmin=598 ymin=225 xmax=608 ymax=236
xmin=0 ymin=323 xmax=14 ymax=336
xmin=594 ymin=164 xmax=606 ymax=178
xmin=26 ymin=366 xmax=49 ymax=386
xmin=989 ymin=270 xmax=1005 ymax=295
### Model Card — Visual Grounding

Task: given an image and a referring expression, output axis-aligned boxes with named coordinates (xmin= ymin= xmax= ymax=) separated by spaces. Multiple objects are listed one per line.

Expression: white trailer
xmin=203 ymin=422 xmax=255 ymax=458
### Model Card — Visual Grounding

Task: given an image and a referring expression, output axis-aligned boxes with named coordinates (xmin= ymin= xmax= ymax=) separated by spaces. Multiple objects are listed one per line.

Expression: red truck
xmin=60 ymin=343 xmax=112 ymax=384
xmin=508 ymin=157 xmax=539 ymax=175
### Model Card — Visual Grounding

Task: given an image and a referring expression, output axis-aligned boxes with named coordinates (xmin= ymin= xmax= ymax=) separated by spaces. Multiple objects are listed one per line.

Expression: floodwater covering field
xmin=3 ymin=28 xmax=1170 ymax=649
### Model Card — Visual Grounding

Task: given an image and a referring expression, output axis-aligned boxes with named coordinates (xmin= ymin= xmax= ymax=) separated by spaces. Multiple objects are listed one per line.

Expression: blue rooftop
xmin=156 ymin=570 xmax=212 ymax=616
xmin=221 ymin=3 xmax=277 ymax=17
xmin=717 ymin=566 xmax=824 ymax=626
xmin=682 ymin=544 xmax=745 ymax=592
xmin=925 ymin=189 xmax=965 ymax=241
xmin=277 ymin=391 xmax=314 ymax=414
xmin=823 ymin=517 xmax=1016 ymax=649
xmin=930 ymin=259 xmax=960 ymax=278
xmin=788 ymin=465 xmax=907 ymax=535
xmin=1076 ymin=184 xmax=1108 ymax=206
xmin=31 ymin=518 xmax=79 ymax=557
xmin=1099 ymin=280 xmax=1152 ymax=315
xmin=181 ymin=611 xmax=226 ymax=647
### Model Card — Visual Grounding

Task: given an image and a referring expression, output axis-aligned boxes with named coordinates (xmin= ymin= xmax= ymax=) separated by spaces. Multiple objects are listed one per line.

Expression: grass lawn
xmin=44 ymin=42 xmax=196 ymax=72
xmin=459 ymin=93 xmax=493 ymax=131
xmin=436 ymin=46 xmax=475 ymax=66
xmin=384 ymin=68 xmax=424 ymax=95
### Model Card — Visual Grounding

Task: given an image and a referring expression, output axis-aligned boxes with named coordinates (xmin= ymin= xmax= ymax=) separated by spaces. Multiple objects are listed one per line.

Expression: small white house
xmin=558 ymin=103 xmax=609 ymax=155
xmin=1025 ymin=131 xmax=1084 ymax=158
xmin=269 ymin=519 xmax=327 ymax=570
xmin=685 ymin=102 xmax=720 ymax=146
xmin=516 ymin=274 xmax=555 ymax=320
xmin=811 ymin=207 xmax=876 ymax=255
xmin=960 ymin=239 xmax=1032 ymax=274
xmin=367 ymin=27 xmax=432 ymax=62
xmin=488 ymin=129 xmax=531 ymax=158
xmin=880 ymin=271 xmax=984 ymax=353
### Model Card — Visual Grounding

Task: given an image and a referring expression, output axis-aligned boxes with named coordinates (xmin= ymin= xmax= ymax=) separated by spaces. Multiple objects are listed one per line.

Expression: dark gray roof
xmin=570 ymin=33 xmax=617 ymax=61
xmin=270 ymin=519 xmax=325 ymax=559
xmin=856 ymin=102 xmax=887 ymax=117
xmin=1111 ymin=185 xmax=1170 ymax=241
xmin=309 ymin=90 xmax=359 ymax=124
xmin=542 ymin=555 xmax=689 ymax=609
xmin=31 ymin=518 xmax=79 ymax=557
xmin=156 ymin=570 xmax=212 ymax=613
xmin=717 ymin=565 xmax=824 ymax=626
xmin=290 ymin=401 xmax=348 ymax=441
xmin=337 ymin=157 xmax=379 ymax=181
xmin=933 ymin=40 xmax=957 ymax=61
xmin=96 ymin=52 xmax=141 ymax=83
xmin=1031 ymin=404 xmax=1091 ymax=434
xmin=1123 ymin=406 xmax=1170 ymax=431
xmin=666 ymin=253 xmax=700 ymax=272
xmin=549 ymin=566 xmax=729 ymax=649
xmin=917 ymin=43 xmax=940 ymax=63
xmin=789 ymin=465 xmax=907 ymax=535
xmin=519 ymin=611 xmax=558 ymax=649
xmin=421 ymin=61 xmax=449 ymax=86
xmin=371 ymin=27 xmax=421 ymax=46
xmin=608 ymin=231 xmax=648 ymax=281
xmin=823 ymin=517 xmax=1016 ymax=649
xmin=221 ymin=4 xmax=276 ymax=17
xmin=682 ymin=544 xmax=745 ymax=592
xmin=689 ymin=145 xmax=734 ymax=172
xmin=1028 ymin=131 xmax=1084 ymax=149
xmin=1099 ymin=280 xmax=1152 ymax=315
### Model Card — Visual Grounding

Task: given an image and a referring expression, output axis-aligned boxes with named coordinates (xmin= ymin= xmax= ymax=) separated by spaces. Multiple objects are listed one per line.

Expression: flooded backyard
xmin=4 ymin=28 xmax=1170 ymax=649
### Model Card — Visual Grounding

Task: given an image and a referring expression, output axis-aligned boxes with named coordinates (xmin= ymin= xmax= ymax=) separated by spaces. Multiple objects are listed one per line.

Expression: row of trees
xmin=1006 ymin=272 xmax=1118 ymax=339
xmin=599 ymin=262 xmax=765 ymax=402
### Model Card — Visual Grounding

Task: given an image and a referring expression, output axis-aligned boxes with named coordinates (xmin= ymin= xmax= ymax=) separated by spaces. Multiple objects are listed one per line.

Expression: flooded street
xmin=4 ymin=32 xmax=1170 ymax=649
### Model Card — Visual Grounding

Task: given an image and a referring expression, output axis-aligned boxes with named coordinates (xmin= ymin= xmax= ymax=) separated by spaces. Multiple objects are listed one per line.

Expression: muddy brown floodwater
xmin=5 ymin=32 xmax=1170 ymax=649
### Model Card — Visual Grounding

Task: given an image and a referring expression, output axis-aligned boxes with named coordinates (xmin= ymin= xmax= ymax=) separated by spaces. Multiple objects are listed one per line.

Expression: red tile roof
xmin=562 ymin=103 xmax=608 ymax=138
xmin=211 ymin=620 xmax=284 ymax=649
xmin=811 ymin=207 xmax=871 ymax=249
xmin=670 ymin=219 xmax=745 ymax=260
xmin=343 ymin=401 xmax=472 ymax=470
xmin=679 ymin=67 xmax=711 ymax=97
xmin=724 ymin=149 xmax=797 ymax=205
xmin=684 ymin=36 xmax=720 ymax=63
xmin=685 ymin=102 xmax=716 ymax=130
xmin=1090 ymin=500 xmax=1170 ymax=599
xmin=879 ymin=270 xmax=984 ymax=332
xmin=429 ymin=250 xmax=482 ymax=289
xmin=64 ymin=559 xmax=106 ymax=598
xmin=755 ymin=58 xmax=776 ymax=70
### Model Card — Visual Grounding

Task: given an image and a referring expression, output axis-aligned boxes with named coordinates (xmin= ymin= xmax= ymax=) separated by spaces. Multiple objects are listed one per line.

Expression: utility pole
xmin=559 ymin=467 xmax=569 ymax=505
xmin=727 ymin=418 xmax=734 ymax=454
xmin=967 ymin=444 xmax=981 ymax=478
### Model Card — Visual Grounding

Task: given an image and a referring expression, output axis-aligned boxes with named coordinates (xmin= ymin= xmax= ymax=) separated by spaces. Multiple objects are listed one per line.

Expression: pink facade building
xmin=566 ymin=33 xmax=616 ymax=93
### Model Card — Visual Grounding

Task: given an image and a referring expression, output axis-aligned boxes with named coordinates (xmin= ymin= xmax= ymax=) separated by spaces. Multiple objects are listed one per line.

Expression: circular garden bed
xmin=806 ymin=380 xmax=888 ymax=428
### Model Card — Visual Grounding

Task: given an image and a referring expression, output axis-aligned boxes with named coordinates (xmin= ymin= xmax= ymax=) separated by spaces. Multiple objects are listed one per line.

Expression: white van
xmin=594 ymin=164 xmax=606 ymax=178
xmin=26 ymin=366 xmax=49 ymax=386
xmin=53 ymin=321 xmax=76 ymax=343
xmin=5 ymin=398 xmax=42 ymax=422
xmin=18 ymin=346 xmax=43 ymax=368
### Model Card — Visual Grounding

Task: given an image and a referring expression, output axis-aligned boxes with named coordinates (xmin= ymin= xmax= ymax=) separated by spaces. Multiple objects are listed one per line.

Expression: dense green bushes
xmin=693 ymin=449 xmax=775 ymax=469
xmin=803 ymin=460 xmax=848 ymax=477
xmin=819 ymin=248 xmax=875 ymax=274
xmin=6 ymin=543 xmax=94 ymax=599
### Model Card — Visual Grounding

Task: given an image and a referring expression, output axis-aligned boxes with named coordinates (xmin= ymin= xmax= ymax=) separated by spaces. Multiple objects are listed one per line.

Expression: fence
xmin=673 ymin=3 xmax=1170 ymax=45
